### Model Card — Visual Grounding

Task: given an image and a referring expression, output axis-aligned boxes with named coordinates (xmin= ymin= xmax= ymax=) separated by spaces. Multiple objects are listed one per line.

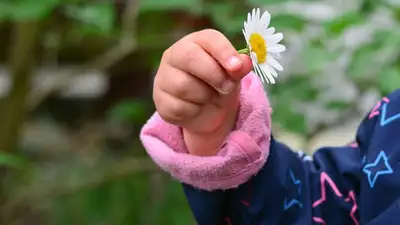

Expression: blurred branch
xmin=39 ymin=157 xmax=158 ymax=199
xmin=2 ymin=157 xmax=160 ymax=215
xmin=28 ymin=0 xmax=141 ymax=110
xmin=0 ymin=20 xmax=41 ymax=224
xmin=139 ymin=173 xmax=166 ymax=225
xmin=0 ymin=21 xmax=40 ymax=152
xmin=307 ymin=106 xmax=358 ymax=137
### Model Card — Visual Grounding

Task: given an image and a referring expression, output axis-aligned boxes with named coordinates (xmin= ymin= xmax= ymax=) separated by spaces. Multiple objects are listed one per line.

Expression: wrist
xmin=183 ymin=109 xmax=237 ymax=156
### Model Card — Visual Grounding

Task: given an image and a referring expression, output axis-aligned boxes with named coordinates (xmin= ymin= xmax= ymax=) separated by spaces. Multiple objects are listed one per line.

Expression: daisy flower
xmin=239 ymin=8 xmax=286 ymax=84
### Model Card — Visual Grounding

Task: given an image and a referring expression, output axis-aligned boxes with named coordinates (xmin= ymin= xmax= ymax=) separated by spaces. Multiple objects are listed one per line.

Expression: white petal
xmin=242 ymin=24 xmax=249 ymax=39
xmin=260 ymin=10 xmax=271 ymax=30
xmin=264 ymin=68 xmax=276 ymax=83
xmin=265 ymin=64 xmax=278 ymax=77
xmin=251 ymin=9 xmax=256 ymax=24
xmin=258 ymin=63 xmax=276 ymax=84
xmin=270 ymin=52 xmax=281 ymax=59
xmin=268 ymin=44 xmax=286 ymax=53
xmin=266 ymin=33 xmax=283 ymax=45
xmin=250 ymin=52 xmax=258 ymax=63
xmin=254 ymin=65 xmax=266 ymax=83
xmin=253 ymin=9 xmax=258 ymax=30
xmin=250 ymin=11 xmax=256 ymax=31
xmin=247 ymin=12 xmax=253 ymax=31
xmin=245 ymin=21 xmax=253 ymax=36
xmin=256 ymin=8 xmax=260 ymax=20
xmin=263 ymin=27 xmax=275 ymax=36
xmin=267 ymin=56 xmax=283 ymax=71
xmin=242 ymin=30 xmax=250 ymax=46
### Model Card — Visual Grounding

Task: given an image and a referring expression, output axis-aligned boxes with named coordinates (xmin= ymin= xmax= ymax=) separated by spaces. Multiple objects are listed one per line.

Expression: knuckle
xmin=153 ymin=91 xmax=188 ymax=124
xmin=198 ymin=29 xmax=234 ymax=61
xmin=161 ymin=48 xmax=171 ymax=61
xmin=181 ymin=42 xmax=198 ymax=60
xmin=215 ymin=43 xmax=235 ymax=63
xmin=219 ymin=43 xmax=234 ymax=56
xmin=153 ymin=68 xmax=164 ymax=88
xmin=173 ymin=77 xmax=192 ymax=98
xmin=201 ymin=28 xmax=222 ymax=37
xmin=164 ymin=44 xmax=180 ymax=66
xmin=152 ymin=84 xmax=162 ymax=109
xmin=166 ymin=101 xmax=187 ymax=123
xmin=180 ymin=43 xmax=199 ymax=68
xmin=158 ymin=110 xmax=179 ymax=125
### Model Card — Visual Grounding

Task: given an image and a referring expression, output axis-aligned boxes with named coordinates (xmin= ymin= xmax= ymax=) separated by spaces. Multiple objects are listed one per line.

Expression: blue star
xmin=283 ymin=170 xmax=303 ymax=211
xmin=363 ymin=150 xmax=393 ymax=188
xmin=380 ymin=103 xmax=400 ymax=126
xmin=289 ymin=169 xmax=302 ymax=195
xmin=361 ymin=156 xmax=366 ymax=164
xmin=284 ymin=198 xmax=303 ymax=211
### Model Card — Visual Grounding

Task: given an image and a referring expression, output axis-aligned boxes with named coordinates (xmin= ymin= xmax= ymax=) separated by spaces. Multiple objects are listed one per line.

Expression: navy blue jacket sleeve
xmin=183 ymin=89 xmax=400 ymax=225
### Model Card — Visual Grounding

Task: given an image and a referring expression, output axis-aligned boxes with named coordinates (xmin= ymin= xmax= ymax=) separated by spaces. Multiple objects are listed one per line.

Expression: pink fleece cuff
xmin=140 ymin=72 xmax=272 ymax=191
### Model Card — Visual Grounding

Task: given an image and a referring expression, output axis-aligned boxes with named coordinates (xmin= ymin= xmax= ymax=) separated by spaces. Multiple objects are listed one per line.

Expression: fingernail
xmin=220 ymin=80 xmax=235 ymax=94
xmin=228 ymin=56 xmax=241 ymax=69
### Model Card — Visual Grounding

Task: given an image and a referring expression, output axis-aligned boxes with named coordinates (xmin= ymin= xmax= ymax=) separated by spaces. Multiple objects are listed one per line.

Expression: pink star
xmin=345 ymin=191 xmax=358 ymax=225
xmin=312 ymin=172 xmax=359 ymax=225
xmin=349 ymin=142 xmax=358 ymax=148
xmin=224 ymin=217 xmax=232 ymax=225
xmin=369 ymin=97 xmax=390 ymax=119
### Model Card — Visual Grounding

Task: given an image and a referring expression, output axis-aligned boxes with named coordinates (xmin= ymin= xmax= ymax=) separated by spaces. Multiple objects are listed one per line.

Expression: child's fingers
xmin=187 ymin=29 xmax=244 ymax=77
xmin=168 ymin=41 xmax=235 ymax=95
xmin=153 ymin=87 xmax=201 ymax=126
xmin=157 ymin=65 xmax=217 ymax=105
xmin=229 ymin=54 xmax=253 ymax=80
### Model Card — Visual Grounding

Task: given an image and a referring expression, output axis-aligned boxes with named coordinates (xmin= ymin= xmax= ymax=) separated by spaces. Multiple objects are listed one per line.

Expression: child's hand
xmin=153 ymin=29 xmax=253 ymax=156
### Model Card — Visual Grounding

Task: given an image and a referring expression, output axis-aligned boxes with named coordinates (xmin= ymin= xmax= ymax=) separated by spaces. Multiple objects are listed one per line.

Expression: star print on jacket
xmin=283 ymin=170 xmax=303 ymax=211
xmin=363 ymin=150 xmax=393 ymax=188
xmin=380 ymin=102 xmax=400 ymax=126
xmin=182 ymin=89 xmax=400 ymax=225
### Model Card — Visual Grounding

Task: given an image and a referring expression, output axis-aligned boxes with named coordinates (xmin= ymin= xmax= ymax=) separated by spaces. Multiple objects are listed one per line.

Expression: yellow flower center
xmin=249 ymin=33 xmax=267 ymax=63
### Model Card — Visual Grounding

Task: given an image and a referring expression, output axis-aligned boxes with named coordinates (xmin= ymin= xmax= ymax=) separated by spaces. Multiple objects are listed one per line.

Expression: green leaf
xmin=270 ymin=76 xmax=319 ymax=101
xmin=272 ymin=101 xmax=308 ymax=134
xmin=0 ymin=152 xmax=26 ymax=169
xmin=271 ymin=14 xmax=308 ymax=31
xmin=139 ymin=0 xmax=202 ymax=14
xmin=325 ymin=101 xmax=350 ymax=110
xmin=205 ymin=3 xmax=244 ymax=35
xmin=323 ymin=12 xmax=364 ymax=35
xmin=269 ymin=76 xmax=317 ymax=134
xmin=349 ymin=28 xmax=399 ymax=81
xmin=7 ymin=0 xmax=61 ymax=21
xmin=247 ymin=0 xmax=318 ymax=4
xmin=64 ymin=3 xmax=115 ymax=34
xmin=348 ymin=49 xmax=375 ymax=79
xmin=136 ymin=11 xmax=179 ymax=49
xmin=378 ymin=67 xmax=400 ymax=95
xmin=108 ymin=99 xmax=148 ymax=123
xmin=0 ymin=2 xmax=12 ymax=20
xmin=246 ymin=0 xmax=292 ymax=5
xmin=301 ymin=44 xmax=338 ymax=73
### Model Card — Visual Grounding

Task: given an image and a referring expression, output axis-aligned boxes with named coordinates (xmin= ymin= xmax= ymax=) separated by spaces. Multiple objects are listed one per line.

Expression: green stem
xmin=237 ymin=47 xmax=249 ymax=55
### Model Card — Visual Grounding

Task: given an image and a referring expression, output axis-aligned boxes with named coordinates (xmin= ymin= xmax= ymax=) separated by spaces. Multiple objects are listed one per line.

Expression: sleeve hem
xmin=140 ymin=72 xmax=272 ymax=190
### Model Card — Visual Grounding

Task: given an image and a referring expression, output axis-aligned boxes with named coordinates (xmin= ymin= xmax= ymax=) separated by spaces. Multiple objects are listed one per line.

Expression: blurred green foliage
xmin=0 ymin=0 xmax=399 ymax=224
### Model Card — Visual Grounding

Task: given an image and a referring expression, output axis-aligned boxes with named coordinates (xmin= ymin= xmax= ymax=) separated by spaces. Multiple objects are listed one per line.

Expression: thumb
xmin=227 ymin=54 xmax=253 ymax=81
